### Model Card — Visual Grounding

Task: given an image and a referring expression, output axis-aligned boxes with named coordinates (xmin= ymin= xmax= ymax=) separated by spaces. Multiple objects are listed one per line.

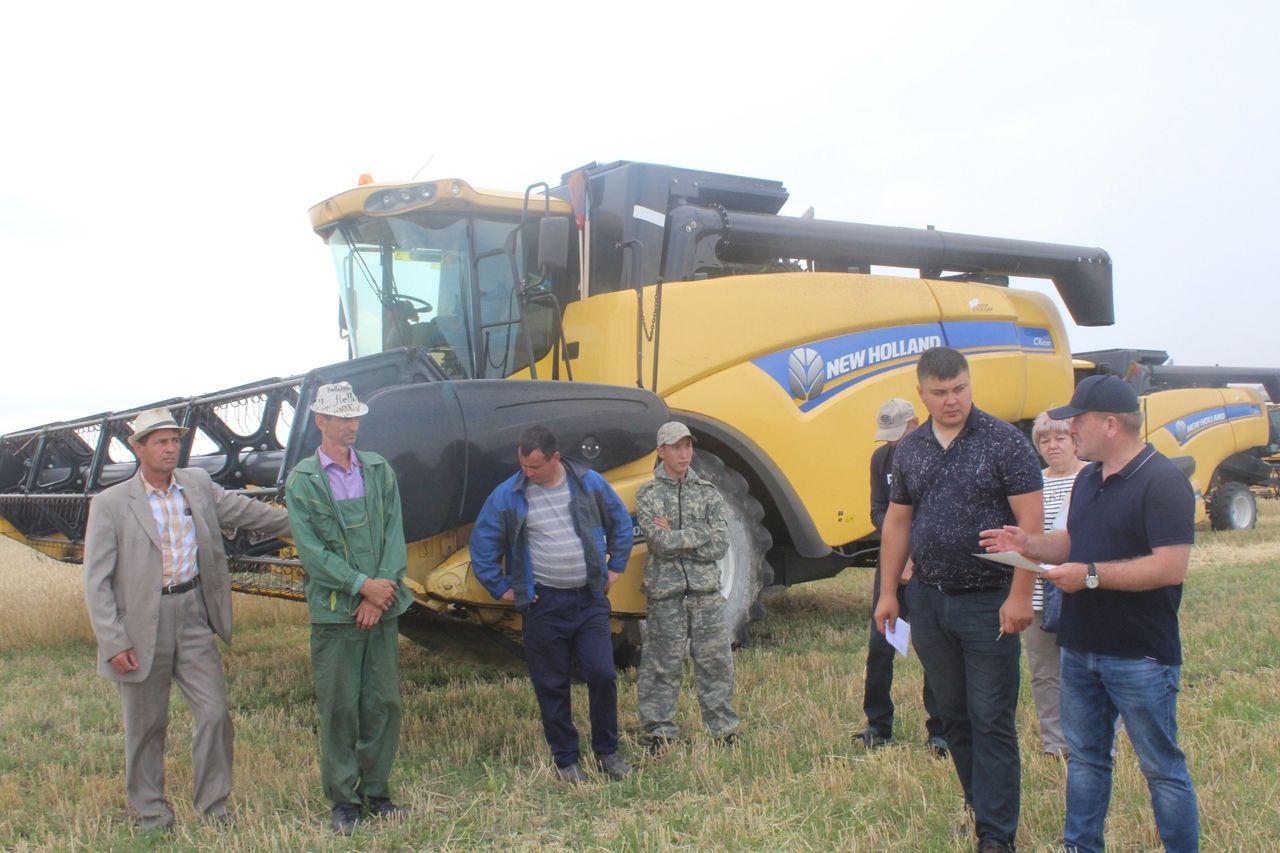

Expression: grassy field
xmin=2 ymin=504 xmax=1278 ymax=852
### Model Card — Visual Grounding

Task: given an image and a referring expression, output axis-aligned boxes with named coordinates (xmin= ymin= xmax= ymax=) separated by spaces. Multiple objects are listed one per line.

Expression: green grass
xmin=2 ymin=503 xmax=1279 ymax=851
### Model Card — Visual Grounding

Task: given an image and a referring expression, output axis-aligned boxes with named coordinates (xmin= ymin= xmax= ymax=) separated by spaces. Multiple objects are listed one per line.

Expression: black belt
xmin=161 ymin=576 xmax=200 ymax=595
xmin=929 ymin=583 xmax=1005 ymax=596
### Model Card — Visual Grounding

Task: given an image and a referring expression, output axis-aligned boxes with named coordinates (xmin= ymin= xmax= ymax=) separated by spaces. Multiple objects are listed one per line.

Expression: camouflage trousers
xmin=637 ymin=592 xmax=739 ymax=740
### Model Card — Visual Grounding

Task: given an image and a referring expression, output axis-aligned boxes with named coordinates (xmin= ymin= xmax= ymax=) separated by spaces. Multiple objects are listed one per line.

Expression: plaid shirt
xmin=143 ymin=476 xmax=198 ymax=588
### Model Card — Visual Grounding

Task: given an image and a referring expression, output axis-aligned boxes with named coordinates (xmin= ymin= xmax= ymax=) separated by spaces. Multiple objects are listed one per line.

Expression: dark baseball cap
xmin=1047 ymin=374 xmax=1140 ymax=419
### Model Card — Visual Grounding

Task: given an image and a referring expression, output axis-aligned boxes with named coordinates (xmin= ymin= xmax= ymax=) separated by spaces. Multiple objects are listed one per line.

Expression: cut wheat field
xmin=2 ymin=503 xmax=1278 ymax=852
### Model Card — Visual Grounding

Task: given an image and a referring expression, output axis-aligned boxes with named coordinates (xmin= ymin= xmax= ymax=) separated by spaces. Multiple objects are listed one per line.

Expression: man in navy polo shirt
xmin=875 ymin=347 xmax=1043 ymax=853
xmin=981 ymin=375 xmax=1199 ymax=853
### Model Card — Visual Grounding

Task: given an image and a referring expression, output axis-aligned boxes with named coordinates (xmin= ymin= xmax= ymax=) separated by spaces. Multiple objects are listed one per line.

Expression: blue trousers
xmin=1060 ymin=648 xmax=1199 ymax=853
xmin=907 ymin=583 xmax=1021 ymax=846
xmin=521 ymin=585 xmax=619 ymax=768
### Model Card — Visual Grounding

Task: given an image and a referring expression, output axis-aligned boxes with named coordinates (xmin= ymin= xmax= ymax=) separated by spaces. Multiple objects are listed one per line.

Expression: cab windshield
xmin=327 ymin=212 xmax=544 ymax=379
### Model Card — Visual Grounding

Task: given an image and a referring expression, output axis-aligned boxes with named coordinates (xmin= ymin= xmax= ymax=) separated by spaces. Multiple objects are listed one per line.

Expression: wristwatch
xmin=1085 ymin=562 xmax=1099 ymax=589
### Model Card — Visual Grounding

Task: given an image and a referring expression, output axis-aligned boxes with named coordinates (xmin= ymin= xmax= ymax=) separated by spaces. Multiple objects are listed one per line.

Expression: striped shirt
xmin=144 ymin=476 xmax=198 ymax=588
xmin=525 ymin=478 xmax=589 ymax=588
xmin=1033 ymin=470 xmax=1079 ymax=610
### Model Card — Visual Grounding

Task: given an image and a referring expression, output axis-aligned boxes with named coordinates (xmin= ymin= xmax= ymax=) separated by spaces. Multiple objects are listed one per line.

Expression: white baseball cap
xmin=874 ymin=398 xmax=917 ymax=441
xmin=656 ymin=421 xmax=695 ymax=446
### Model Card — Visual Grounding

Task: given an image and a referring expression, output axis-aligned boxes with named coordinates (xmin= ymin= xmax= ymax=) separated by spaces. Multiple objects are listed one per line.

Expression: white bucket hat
xmin=129 ymin=407 xmax=189 ymax=445
xmin=310 ymin=382 xmax=369 ymax=418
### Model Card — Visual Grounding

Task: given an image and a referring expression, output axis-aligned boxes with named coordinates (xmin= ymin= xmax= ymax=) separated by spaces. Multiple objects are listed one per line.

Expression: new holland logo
xmin=787 ymin=347 xmax=825 ymax=401
xmin=1174 ymin=419 xmax=1189 ymax=444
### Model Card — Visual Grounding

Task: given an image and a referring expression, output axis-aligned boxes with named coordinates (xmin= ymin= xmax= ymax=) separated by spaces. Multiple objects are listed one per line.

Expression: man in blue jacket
xmin=469 ymin=425 xmax=634 ymax=783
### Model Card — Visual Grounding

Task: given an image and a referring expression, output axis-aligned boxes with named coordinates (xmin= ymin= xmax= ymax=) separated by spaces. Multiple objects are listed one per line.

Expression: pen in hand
xmin=996 ymin=630 xmax=1005 ymax=641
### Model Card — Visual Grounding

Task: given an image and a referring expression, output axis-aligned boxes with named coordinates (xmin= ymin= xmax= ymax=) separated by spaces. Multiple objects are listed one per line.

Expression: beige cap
xmin=874 ymin=398 xmax=917 ymax=441
xmin=656 ymin=421 xmax=695 ymax=446
xmin=310 ymin=382 xmax=369 ymax=418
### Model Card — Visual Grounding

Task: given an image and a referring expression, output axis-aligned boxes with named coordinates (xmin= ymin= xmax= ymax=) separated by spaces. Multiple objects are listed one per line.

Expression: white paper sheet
xmin=974 ymin=551 xmax=1047 ymax=573
xmin=885 ymin=617 xmax=910 ymax=657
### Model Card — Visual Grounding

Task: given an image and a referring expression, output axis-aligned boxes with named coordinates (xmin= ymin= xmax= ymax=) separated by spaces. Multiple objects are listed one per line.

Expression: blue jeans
xmin=906 ymin=583 xmax=1021 ymax=845
xmin=522 ymin=585 xmax=619 ymax=768
xmin=1059 ymin=648 xmax=1199 ymax=853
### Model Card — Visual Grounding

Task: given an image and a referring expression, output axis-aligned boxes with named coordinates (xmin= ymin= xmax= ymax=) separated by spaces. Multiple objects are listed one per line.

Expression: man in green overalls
xmin=285 ymin=382 xmax=413 ymax=835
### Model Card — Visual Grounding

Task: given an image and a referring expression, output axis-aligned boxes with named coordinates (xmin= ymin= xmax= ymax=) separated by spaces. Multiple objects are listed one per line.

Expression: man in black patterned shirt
xmin=874 ymin=347 xmax=1043 ymax=853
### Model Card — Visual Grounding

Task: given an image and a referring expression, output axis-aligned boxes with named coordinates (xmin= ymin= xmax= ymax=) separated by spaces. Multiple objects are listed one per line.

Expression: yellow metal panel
xmin=1142 ymin=387 xmax=1269 ymax=522
xmin=561 ymin=272 xmax=1072 ymax=547
xmin=308 ymin=179 xmax=571 ymax=232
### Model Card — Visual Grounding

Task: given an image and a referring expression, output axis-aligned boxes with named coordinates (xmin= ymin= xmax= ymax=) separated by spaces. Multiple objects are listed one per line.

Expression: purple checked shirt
xmin=317 ymin=447 xmax=365 ymax=500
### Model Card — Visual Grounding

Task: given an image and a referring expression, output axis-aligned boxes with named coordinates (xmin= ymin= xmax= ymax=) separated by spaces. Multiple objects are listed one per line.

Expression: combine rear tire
xmin=1208 ymin=481 xmax=1257 ymax=531
xmin=690 ymin=450 xmax=775 ymax=646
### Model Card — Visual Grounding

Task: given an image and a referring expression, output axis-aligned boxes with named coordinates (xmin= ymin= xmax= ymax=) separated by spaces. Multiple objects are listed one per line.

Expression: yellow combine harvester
xmin=1 ymin=160 xmax=1270 ymax=656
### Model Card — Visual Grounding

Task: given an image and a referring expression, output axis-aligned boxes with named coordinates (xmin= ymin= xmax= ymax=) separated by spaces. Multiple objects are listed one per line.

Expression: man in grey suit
xmin=84 ymin=407 xmax=291 ymax=831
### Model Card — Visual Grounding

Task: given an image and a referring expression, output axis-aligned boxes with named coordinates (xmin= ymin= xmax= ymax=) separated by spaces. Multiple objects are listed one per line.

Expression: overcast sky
xmin=3 ymin=1 xmax=1277 ymax=435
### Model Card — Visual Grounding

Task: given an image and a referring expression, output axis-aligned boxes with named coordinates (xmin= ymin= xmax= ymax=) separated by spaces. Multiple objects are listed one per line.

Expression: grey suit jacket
xmin=83 ymin=467 xmax=291 ymax=682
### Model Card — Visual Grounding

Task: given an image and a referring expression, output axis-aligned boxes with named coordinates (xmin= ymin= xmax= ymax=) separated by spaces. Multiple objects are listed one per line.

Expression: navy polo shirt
xmin=890 ymin=405 xmax=1043 ymax=589
xmin=1060 ymin=444 xmax=1194 ymax=665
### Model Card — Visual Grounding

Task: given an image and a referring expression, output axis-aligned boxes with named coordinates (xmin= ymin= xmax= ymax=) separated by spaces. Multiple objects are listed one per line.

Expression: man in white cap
xmin=858 ymin=399 xmax=947 ymax=756
xmin=84 ymin=407 xmax=291 ymax=832
xmin=285 ymin=381 xmax=413 ymax=834
xmin=634 ymin=420 xmax=738 ymax=752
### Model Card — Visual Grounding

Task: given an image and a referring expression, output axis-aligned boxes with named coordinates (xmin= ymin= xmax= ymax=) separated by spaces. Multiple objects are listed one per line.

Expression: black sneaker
xmin=927 ymin=734 xmax=950 ymax=758
xmin=715 ymin=732 xmax=739 ymax=747
xmin=858 ymin=727 xmax=892 ymax=749
xmin=367 ymin=797 xmax=407 ymax=819
xmin=977 ymin=837 xmax=1015 ymax=852
xmin=331 ymin=802 xmax=361 ymax=835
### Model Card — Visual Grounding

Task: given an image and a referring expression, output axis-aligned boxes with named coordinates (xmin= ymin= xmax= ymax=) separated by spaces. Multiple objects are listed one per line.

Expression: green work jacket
xmin=285 ymin=449 xmax=412 ymax=624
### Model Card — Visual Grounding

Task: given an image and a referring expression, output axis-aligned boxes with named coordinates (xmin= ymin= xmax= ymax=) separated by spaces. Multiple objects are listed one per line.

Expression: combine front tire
xmin=1208 ymin=481 xmax=1258 ymax=531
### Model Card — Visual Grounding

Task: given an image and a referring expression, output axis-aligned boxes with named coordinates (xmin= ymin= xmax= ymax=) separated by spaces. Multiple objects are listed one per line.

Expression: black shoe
xmin=137 ymin=812 xmax=174 ymax=834
xmin=977 ymin=837 xmax=1015 ymax=853
xmin=646 ymin=735 xmax=676 ymax=757
xmin=556 ymin=762 xmax=589 ymax=784
xmin=715 ymin=732 xmax=738 ymax=747
xmin=367 ymin=797 xmax=407 ymax=819
xmin=858 ymin=726 xmax=892 ymax=749
xmin=927 ymin=734 xmax=950 ymax=758
xmin=596 ymin=752 xmax=633 ymax=780
xmin=331 ymin=802 xmax=361 ymax=835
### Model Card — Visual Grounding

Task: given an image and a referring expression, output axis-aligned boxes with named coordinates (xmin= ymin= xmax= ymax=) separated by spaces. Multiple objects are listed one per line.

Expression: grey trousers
xmin=1023 ymin=610 xmax=1067 ymax=754
xmin=637 ymin=593 xmax=739 ymax=740
xmin=117 ymin=588 xmax=233 ymax=821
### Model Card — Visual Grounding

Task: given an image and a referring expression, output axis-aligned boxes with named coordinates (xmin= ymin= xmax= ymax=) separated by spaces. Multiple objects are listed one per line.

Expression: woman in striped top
xmin=1026 ymin=412 xmax=1088 ymax=757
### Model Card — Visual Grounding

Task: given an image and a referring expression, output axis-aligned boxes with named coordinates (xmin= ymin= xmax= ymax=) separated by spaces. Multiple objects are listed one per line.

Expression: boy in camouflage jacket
xmin=635 ymin=421 xmax=740 ymax=748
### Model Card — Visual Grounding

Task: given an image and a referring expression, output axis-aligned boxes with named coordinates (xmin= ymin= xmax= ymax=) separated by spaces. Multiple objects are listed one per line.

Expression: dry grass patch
xmin=0 ymin=501 xmax=1278 ymax=850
